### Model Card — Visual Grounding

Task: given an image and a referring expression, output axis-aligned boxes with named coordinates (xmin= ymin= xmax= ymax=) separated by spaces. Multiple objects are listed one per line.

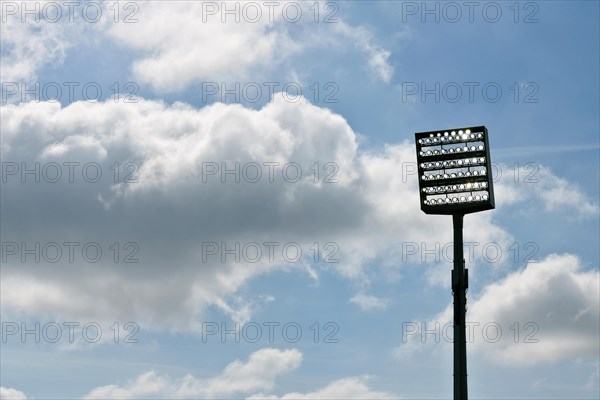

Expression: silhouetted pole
xmin=452 ymin=213 xmax=468 ymax=400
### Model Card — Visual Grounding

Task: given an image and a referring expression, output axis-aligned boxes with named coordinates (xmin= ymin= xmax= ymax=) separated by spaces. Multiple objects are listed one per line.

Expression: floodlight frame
xmin=415 ymin=125 xmax=495 ymax=215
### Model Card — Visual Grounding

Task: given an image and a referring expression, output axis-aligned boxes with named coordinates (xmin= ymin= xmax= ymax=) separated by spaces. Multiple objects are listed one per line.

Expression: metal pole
xmin=452 ymin=213 xmax=468 ymax=400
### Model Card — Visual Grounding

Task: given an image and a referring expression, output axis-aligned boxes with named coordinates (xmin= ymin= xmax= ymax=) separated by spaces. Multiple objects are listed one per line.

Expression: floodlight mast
xmin=414 ymin=126 xmax=495 ymax=400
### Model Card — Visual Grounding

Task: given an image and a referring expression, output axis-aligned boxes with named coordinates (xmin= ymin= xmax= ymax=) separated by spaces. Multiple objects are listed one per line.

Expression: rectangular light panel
xmin=415 ymin=126 xmax=495 ymax=215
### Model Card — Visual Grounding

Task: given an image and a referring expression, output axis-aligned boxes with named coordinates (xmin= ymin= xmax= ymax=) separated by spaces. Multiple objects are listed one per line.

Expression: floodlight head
xmin=415 ymin=126 xmax=495 ymax=215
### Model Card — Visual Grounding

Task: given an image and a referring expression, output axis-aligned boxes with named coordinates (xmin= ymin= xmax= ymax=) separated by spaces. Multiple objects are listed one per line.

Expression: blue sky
xmin=1 ymin=1 xmax=599 ymax=399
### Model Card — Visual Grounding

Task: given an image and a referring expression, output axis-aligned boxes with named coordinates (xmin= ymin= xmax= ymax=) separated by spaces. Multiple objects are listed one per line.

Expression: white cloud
xmin=1 ymin=1 xmax=396 ymax=93
xmin=248 ymin=375 xmax=396 ymax=399
xmin=84 ymin=349 xmax=397 ymax=400
xmin=0 ymin=0 xmax=72 ymax=82
xmin=397 ymin=254 xmax=599 ymax=366
xmin=495 ymin=164 xmax=599 ymax=217
xmin=467 ymin=253 xmax=599 ymax=365
xmin=0 ymin=387 xmax=27 ymax=400
xmin=1 ymin=95 xmax=371 ymax=330
xmin=349 ymin=294 xmax=388 ymax=311
xmin=84 ymin=348 xmax=302 ymax=399
xmin=3 ymin=96 xmax=591 ymax=332
xmin=105 ymin=1 xmax=296 ymax=92
xmin=104 ymin=1 xmax=394 ymax=92
xmin=332 ymin=21 xmax=395 ymax=83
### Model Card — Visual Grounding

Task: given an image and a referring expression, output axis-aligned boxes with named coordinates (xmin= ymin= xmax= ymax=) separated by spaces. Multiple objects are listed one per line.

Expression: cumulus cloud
xmin=396 ymin=254 xmax=599 ymax=366
xmin=467 ymin=253 xmax=599 ymax=365
xmin=3 ymin=95 xmax=590 ymax=332
xmin=84 ymin=348 xmax=302 ymax=399
xmin=0 ymin=387 xmax=27 ymax=400
xmin=0 ymin=95 xmax=369 ymax=330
